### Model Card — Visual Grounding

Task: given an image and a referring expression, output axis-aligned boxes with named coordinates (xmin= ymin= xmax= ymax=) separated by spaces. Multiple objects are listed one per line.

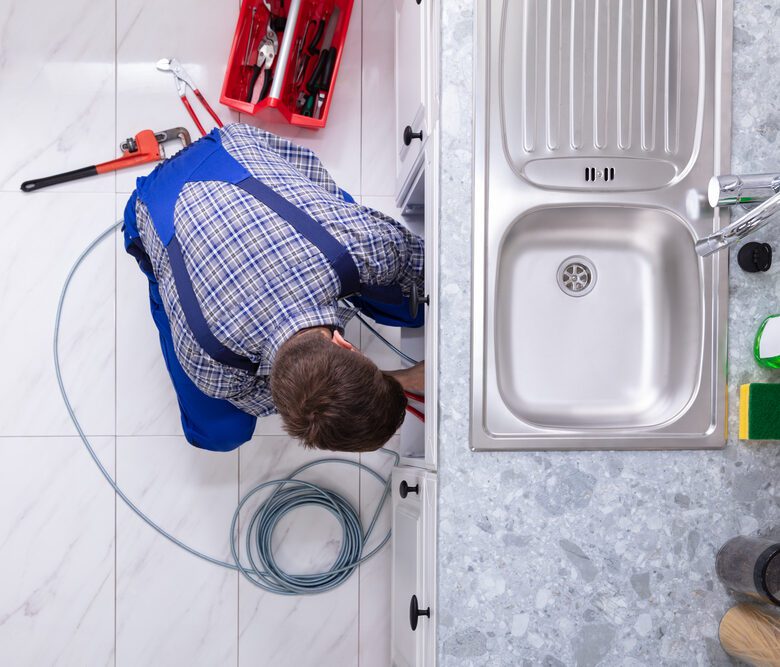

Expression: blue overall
xmin=123 ymin=129 xmax=422 ymax=451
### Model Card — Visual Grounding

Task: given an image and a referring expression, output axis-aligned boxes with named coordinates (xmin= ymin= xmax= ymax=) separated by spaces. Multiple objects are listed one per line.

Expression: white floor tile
xmin=358 ymin=438 xmax=399 ymax=667
xmin=115 ymin=436 xmax=238 ymax=667
xmin=0 ymin=0 xmax=116 ymax=193
xmin=238 ymin=436 xmax=360 ymax=667
xmin=0 ymin=437 xmax=115 ymax=666
xmin=0 ymin=193 xmax=116 ymax=436
xmin=362 ymin=0 xmax=398 ymax=197
xmin=115 ymin=0 xmax=241 ymax=194
xmin=252 ymin=412 xmax=287 ymax=436
xmin=241 ymin=0 xmax=364 ymax=197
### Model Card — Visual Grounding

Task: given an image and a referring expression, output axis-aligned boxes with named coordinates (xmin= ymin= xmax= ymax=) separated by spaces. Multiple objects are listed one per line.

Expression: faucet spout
xmin=696 ymin=176 xmax=780 ymax=257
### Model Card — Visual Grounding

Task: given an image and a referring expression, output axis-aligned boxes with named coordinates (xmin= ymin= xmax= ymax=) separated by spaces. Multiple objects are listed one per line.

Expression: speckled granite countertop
xmin=436 ymin=2 xmax=780 ymax=665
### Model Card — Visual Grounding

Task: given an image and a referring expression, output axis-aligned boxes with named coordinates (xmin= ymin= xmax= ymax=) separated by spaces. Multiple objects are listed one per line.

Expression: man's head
xmin=270 ymin=327 xmax=407 ymax=452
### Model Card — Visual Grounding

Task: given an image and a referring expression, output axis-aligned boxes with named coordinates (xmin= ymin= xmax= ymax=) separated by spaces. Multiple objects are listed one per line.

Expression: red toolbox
xmin=221 ymin=0 xmax=353 ymax=129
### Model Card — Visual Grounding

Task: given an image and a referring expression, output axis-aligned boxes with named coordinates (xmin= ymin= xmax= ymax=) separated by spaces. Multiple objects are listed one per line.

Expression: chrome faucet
xmin=696 ymin=173 xmax=780 ymax=256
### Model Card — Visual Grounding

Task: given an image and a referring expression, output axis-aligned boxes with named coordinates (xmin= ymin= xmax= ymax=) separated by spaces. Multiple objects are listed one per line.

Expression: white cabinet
xmin=395 ymin=0 xmax=438 ymax=470
xmin=391 ymin=467 xmax=437 ymax=667
xmin=392 ymin=3 xmax=438 ymax=659
xmin=395 ymin=0 xmax=435 ymax=205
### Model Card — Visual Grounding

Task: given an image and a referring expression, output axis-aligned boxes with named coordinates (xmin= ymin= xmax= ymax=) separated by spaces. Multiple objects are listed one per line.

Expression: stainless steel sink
xmin=472 ymin=0 xmax=733 ymax=451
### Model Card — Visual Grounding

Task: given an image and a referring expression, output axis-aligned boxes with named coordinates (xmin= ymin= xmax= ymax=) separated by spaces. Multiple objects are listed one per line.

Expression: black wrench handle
xmin=21 ymin=165 xmax=99 ymax=192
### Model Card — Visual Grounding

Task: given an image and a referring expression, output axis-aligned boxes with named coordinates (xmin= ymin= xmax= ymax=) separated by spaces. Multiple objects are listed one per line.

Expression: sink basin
xmin=472 ymin=0 xmax=732 ymax=450
xmin=497 ymin=205 xmax=701 ymax=430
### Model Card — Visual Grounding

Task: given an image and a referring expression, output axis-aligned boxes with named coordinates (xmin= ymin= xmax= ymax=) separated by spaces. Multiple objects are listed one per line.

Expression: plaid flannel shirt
xmin=134 ymin=123 xmax=424 ymax=417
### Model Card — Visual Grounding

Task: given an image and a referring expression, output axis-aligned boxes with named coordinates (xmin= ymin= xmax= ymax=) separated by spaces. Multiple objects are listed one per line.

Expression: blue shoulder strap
xmin=233 ymin=177 xmax=361 ymax=297
xmin=136 ymin=131 xmax=261 ymax=373
xmin=134 ymin=128 xmax=407 ymax=374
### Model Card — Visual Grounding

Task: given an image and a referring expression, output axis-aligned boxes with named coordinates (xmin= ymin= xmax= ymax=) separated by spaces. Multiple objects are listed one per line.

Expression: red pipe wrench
xmin=20 ymin=127 xmax=191 ymax=192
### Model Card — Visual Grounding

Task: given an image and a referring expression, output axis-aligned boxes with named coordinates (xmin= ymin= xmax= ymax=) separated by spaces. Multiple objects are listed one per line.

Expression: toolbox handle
xmin=268 ymin=0 xmax=303 ymax=101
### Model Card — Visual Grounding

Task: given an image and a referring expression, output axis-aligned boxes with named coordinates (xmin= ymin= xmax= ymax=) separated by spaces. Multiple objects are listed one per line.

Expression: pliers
xmin=247 ymin=26 xmax=279 ymax=104
xmin=156 ymin=57 xmax=223 ymax=136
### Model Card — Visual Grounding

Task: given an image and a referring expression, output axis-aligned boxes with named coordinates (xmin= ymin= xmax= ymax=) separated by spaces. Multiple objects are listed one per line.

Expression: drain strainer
xmin=557 ymin=256 xmax=597 ymax=297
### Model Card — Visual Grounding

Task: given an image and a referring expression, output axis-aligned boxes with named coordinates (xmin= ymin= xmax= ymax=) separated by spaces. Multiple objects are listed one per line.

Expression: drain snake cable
xmin=54 ymin=220 xmax=402 ymax=595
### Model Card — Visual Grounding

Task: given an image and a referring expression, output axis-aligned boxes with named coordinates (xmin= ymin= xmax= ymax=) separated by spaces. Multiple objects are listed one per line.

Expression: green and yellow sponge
xmin=739 ymin=384 xmax=780 ymax=440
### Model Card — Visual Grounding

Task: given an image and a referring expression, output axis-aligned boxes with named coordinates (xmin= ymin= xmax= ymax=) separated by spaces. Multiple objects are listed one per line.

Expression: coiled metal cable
xmin=54 ymin=221 xmax=399 ymax=594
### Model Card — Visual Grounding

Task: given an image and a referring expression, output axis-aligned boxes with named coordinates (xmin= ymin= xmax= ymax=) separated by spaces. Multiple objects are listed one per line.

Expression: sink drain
xmin=557 ymin=256 xmax=597 ymax=297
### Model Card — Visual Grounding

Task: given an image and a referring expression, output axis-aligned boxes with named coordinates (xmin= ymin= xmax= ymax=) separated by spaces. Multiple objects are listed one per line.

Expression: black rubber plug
xmin=737 ymin=242 xmax=772 ymax=273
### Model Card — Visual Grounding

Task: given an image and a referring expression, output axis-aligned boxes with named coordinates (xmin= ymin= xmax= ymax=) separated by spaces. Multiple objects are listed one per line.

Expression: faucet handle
xmin=709 ymin=174 xmax=780 ymax=208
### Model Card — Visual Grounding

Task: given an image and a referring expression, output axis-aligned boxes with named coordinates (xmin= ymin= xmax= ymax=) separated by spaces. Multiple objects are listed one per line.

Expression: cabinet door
xmin=421 ymin=474 xmax=437 ymax=664
xmin=395 ymin=0 xmax=427 ymax=200
xmin=391 ymin=470 xmax=425 ymax=667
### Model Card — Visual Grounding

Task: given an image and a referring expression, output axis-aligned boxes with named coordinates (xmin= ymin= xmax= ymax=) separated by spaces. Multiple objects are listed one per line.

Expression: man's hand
xmin=387 ymin=361 xmax=425 ymax=395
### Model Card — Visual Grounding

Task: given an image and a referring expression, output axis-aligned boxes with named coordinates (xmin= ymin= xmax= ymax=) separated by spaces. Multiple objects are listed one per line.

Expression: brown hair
xmin=270 ymin=331 xmax=407 ymax=452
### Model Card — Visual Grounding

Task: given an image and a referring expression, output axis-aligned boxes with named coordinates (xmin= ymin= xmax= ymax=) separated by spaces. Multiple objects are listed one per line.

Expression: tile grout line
xmin=0 ymin=433 xmax=199 ymax=439
xmin=357 ymin=1 xmax=364 ymax=663
xmin=113 ymin=0 xmax=119 ymax=662
xmin=0 ymin=434 xmax=122 ymax=439
xmin=358 ymin=0 xmax=364 ymax=200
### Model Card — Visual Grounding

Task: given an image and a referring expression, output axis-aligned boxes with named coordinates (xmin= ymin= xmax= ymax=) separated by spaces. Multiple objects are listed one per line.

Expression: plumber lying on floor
xmin=123 ymin=122 xmax=424 ymax=453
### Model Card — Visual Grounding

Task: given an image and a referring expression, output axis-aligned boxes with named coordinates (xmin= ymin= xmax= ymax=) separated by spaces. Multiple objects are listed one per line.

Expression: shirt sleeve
xmin=357 ymin=203 xmax=426 ymax=297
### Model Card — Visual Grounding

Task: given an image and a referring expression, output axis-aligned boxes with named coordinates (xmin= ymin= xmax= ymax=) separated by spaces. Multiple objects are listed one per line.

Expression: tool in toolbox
xmin=247 ymin=24 xmax=279 ymax=104
xmin=243 ymin=6 xmax=258 ymax=67
xmin=314 ymin=48 xmax=336 ymax=118
xmin=299 ymin=7 xmax=339 ymax=119
xmin=20 ymin=128 xmax=192 ymax=193
xmin=292 ymin=20 xmax=315 ymax=86
xmin=299 ymin=48 xmax=335 ymax=118
xmin=156 ymin=57 xmax=223 ymax=136
xmin=308 ymin=15 xmax=326 ymax=54
xmin=292 ymin=5 xmax=328 ymax=87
